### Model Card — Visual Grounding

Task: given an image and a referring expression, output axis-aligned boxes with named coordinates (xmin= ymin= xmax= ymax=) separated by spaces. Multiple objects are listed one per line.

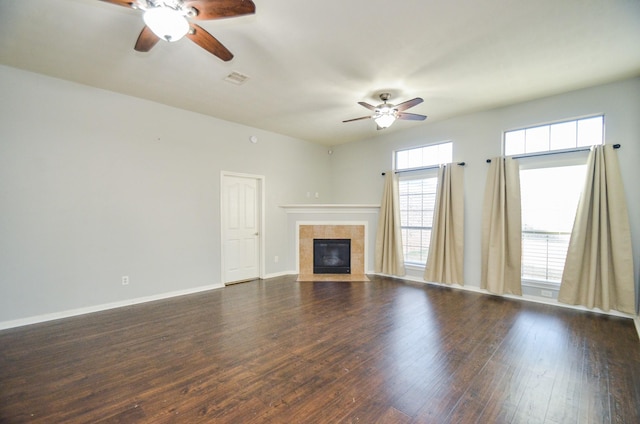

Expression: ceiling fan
xmin=99 ymin=0 xmax=256 ymax=61
xmin=343 ymin=93 xmax=427 ymax=130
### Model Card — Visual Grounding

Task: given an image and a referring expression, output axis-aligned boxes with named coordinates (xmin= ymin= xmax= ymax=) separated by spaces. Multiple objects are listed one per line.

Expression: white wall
xmin=329 ymin=77 xmax=640 ymax=312
xmin=0 ymin=65 xmax=332 ymax=324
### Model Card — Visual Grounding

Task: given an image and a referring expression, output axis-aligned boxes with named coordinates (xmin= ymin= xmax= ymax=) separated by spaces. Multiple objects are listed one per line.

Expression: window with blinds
xmin=395 ymin=142 xmax=452 ymax=266
xmin=520 ymin=165 xmax=586 ymax=284
xmin=505 ymin=115 xmax=604 ymax=286
xmin=399 ymin=177 xmax=437 ymax=264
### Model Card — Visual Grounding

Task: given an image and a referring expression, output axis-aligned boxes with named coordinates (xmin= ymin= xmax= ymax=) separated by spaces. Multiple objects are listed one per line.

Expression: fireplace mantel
xmin=280 ymin=204 xmax=379 ymax=214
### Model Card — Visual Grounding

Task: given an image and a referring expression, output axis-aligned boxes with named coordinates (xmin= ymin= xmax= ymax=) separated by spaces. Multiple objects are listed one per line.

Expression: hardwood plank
xmin=1 ymin=275 xmax=638 ymax=423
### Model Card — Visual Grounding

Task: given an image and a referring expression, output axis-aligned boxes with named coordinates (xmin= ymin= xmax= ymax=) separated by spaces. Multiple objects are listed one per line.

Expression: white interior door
xmin=221 ymin=173 xmax=261 ymax=284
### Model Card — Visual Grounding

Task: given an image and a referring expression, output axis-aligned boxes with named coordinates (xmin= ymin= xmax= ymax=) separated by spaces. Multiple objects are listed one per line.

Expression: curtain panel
xmin=375 ymin=172 xmax=405 ymax=276
xmin=424 ymin=164 xmax=464 ymax=285
xmin=558 ymin=144 xmax=635 ymax=314
xmin=481 ymin=157 xmax=522 ymax=295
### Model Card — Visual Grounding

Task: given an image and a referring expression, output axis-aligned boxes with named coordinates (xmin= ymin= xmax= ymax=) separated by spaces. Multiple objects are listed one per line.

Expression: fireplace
xmin=313 ymin=239 xmax=351 ymax=274
xmin=297 ymin=223 xmax=368 ymax=281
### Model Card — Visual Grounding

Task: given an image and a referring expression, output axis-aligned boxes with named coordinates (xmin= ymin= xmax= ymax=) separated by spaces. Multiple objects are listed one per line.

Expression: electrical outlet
xmin=274 ymin=256 xmax=279 ymax=263
xmin=540 ymin=290 xmax=552 ymax=298
xmin=122 ymin=276 xmax=129 ymax=286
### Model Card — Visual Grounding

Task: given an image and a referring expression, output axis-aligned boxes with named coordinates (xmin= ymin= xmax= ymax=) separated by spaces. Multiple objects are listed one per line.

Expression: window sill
xmin=404 ymin=263 xmax=425 ymax=271
xmin=522 ymin=279 xmax=561 ymax=290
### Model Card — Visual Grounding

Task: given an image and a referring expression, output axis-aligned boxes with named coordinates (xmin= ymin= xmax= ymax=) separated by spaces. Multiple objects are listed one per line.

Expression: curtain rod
xmin=382 ymin=162 xmax=465 ymax=175
xmin=486 ymin=144 xmax=620 ymax=163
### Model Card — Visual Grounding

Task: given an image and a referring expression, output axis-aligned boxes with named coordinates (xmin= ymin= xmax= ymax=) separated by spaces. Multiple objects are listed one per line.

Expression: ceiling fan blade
xmin=394 ymin=97 xmax=424 ymax=112
xmin=186 ymin=0 xmax=256 ymax=20
xmin=343 ymin=116 xmax=372 ymax=123
xmin=187 ymin=24 xmax=233 ymax=61
xmin=397 ymin=112 xmax=427 ymax=121
xmin=358 ymin=102 xmax=376 ymax=111
xmin=134 ymin=26 xmax=160 ymax=52
xmin=99 ymin=0 xmax=136 ymax=8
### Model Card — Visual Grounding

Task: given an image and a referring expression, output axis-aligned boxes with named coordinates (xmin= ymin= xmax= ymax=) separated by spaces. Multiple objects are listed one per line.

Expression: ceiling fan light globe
xmin=143 ymin=7 xmax=189 ymax=42
xmin=374 ymin=114 xmax=396 ymax=128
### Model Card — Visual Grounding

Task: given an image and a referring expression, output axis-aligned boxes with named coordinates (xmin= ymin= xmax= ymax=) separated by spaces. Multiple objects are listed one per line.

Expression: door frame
xmin=220 ymin=171 xmax=266 ymax=284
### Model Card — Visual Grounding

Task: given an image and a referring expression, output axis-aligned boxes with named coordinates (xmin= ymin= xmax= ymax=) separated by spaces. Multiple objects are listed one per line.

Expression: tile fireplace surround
xmin=297 ymin=224 xmax=369 ymax=282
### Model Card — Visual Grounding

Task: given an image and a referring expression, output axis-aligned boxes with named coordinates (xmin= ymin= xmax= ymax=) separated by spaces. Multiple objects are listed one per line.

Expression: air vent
xmin=224 ymin=71 xmax=250 ymax=85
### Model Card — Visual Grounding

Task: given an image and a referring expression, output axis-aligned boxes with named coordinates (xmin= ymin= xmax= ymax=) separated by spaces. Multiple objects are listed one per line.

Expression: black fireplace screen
xmin=313 ymin=239 xmax=351 ymax=274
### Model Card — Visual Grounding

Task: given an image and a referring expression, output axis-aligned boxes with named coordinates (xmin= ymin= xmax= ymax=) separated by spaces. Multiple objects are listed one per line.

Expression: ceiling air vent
xmin=224 ymin=71 xmax=250 ymax=85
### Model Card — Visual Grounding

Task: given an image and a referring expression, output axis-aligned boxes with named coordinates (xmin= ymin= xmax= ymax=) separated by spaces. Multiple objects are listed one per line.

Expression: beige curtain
xmin=558 ymin=145 xmax=635 ymax=314
xmin=424 ymin=164 xmax=464 ymax=285
xmin=375 ymin=172 xmax=405 ymax=276
xmin=481 ymin=157 xmax=522 ymax=295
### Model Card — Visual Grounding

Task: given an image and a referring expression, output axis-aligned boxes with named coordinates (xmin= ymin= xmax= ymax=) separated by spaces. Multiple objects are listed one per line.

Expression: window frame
xmin=503 ymin=115 xmax=605 ymax=289
xmin=518 ymin=154 xmax=589 ymax=290
xmin=394 ymin=141 xmax=452 ymax=268
xmin=397 ymin=169 xmax=439 ymax=267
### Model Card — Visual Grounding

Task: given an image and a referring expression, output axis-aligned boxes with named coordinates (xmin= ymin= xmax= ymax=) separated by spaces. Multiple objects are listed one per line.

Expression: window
xmin=395 ymin=142 xmax=452 ymax=265
xmin=505 ymin=115 xmax=603 ymax=156
xmin=396 ymin=142 xmax=452 ymax=171
xmin=506 ymin=116 xmax=604 ymax=286
xmin=520 ymin=165 xmax=585 ymax=284
xmin=399 ymin=177 xmax=437 ymax=264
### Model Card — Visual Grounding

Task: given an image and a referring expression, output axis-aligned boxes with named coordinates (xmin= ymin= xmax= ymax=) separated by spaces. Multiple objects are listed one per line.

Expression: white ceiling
xmin=1 ymin=0 xmax=639 ymax=146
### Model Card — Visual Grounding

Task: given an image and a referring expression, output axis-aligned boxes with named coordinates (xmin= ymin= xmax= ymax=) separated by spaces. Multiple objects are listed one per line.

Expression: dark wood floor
xmin=1 ymin=275 xmax=639 ymax=423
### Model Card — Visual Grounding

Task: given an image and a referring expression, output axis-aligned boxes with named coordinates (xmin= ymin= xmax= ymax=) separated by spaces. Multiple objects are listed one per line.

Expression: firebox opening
xmin=313 ymin=239 xmax=351 ymax=274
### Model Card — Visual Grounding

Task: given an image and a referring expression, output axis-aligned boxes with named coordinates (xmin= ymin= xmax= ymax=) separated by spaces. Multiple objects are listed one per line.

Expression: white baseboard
xmin=0 ymin=283 xmax=224 ymax=331
xmin=263 ymin=270 xmax=296 ymax=279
